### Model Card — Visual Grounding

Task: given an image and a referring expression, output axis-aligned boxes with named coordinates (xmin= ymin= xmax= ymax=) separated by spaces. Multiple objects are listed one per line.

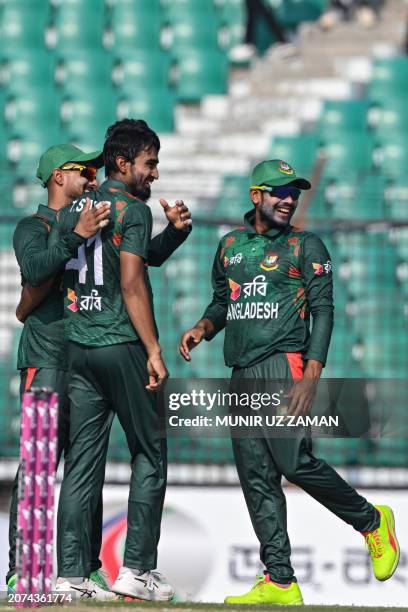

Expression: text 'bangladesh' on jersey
xmin=202 ymin=210 xmax=334 ymax=368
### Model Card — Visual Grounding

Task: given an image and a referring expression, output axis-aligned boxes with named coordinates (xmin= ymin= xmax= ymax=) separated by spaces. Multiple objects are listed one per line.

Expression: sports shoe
xmin=90 ymin=569 xmax=111 ymax=591
xmin=225 ymin=574 xmax=303 ymax=605
xmin=7 ymin=574 xmax=16 ymax=594
xmin=55 ymin=577 xmax=118 ymax=601
xmin=362 ymin=505 xmax=400 ymax=581
xmin=111 ymin=567 xmax=175 ymax=601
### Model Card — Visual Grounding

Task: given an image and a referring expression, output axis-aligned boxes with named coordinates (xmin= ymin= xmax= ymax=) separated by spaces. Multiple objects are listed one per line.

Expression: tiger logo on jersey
xmin=260 ymin=252 xmax=279 ymax=271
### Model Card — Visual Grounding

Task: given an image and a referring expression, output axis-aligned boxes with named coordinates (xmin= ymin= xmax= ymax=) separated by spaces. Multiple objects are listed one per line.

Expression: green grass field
xmin=1 ymin=603 xmax=408 ymax=611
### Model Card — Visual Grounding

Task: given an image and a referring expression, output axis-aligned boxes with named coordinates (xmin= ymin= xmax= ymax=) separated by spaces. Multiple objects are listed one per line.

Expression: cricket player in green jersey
xmin=179 ymin=159 xmax=400 ymax=605
xmin=7 ymin=144 xmax=112 ymax=595
xmin=54 ymin=119 xmax=192 ymax=601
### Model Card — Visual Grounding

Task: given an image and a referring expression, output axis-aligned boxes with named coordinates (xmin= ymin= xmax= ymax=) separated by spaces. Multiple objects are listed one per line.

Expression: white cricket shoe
xmin=111 ymin=567 xmax=175 ymax=601
xmin=55 ymin=577 xmax=119 ymax=601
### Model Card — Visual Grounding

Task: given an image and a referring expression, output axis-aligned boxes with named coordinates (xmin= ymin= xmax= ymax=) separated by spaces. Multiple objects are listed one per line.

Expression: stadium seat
xmin=56 ymin=50 xmax=113 ymax=90
xmin=273 ymin=0 xmax=328 ymax=28
xmin=61 ymin=89 xmax=118 ymax=145
xmin=376 ymin=136 xmax=408 ymax=177
xmin=319 ymin=99 xmax=370 ymax=137
xmin=214 ymin=174 xmax=250 ymax=221
xmin=110 ymin=0 xmax=162 ymax=51
xmin=7 ymin=127 xmax=66 ymax=180
xmin=385 ymin=180 xmax=408 ymax=220
xmin=113 ymin=50 xmax=170 ymax=90
xmin=321 ymin=133 xmax=374 ymax=174
xmin=330 ymin=175 xmax=386 ymax=220
xmin=119 ymin=86 xmax=175 ymax=133
xmin=173 ymin=49 xmax=228 ymax=102
xmin=0 ymin=50 xmax=55 ymax=94
xmin=163 ymin=4 xmax=220 ymax=50
xmin=0 ymin=0 xmax=50 ymax=50
xmin=53 ymin=0 xmax=106 ymax=51
xmin=219 ymin=0 xmax=246 ymax=51
xmin=4 ymin=89 xmax=61 ymax=138
xmin=371 ymin=99 xmax=408 ymax=138
xmin=268 ymin=134 xmax=318 ymax=175
xmin=369 ymin=56 xmax=408 ymax=98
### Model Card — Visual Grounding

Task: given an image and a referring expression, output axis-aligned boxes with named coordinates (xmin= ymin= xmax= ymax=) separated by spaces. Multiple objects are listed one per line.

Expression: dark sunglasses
xmin=60 ymin=163 xmax=98 ymax=183
xmin=262 ymin=185 xmax=301 ymax=200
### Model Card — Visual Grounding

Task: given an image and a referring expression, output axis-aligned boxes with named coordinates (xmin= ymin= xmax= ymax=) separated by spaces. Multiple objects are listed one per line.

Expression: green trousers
xmin=6 ymin=367 xmax=102 ymax=584
xmin=57 ymin=341 xmax=167 ymax=577
xmin=231 ymin=352 xmax=379 ymax=584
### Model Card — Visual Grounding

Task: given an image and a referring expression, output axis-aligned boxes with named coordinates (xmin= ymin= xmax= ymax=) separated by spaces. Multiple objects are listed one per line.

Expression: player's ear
xmin=115 ymin=155 xmax=130 ymax=175
xmin=52 ymin=168 xmax=65 ymax=187
xmin=250 ymin=189 xmax=262 ymax=206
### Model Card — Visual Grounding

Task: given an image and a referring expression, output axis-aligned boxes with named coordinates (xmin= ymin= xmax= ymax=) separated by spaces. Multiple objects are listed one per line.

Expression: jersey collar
xmin=243 ymin=209 xmax=290 ymax=239
xmin=103 ymin=178 xmax=145 ymax=202
xmin=36 ymin=204 xmax=58 ymax=225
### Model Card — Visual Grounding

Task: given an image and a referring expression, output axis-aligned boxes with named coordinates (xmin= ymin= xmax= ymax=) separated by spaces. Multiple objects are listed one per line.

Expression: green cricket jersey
xmin=13 ymin=204 xmax=86 ymax=370
xmin=203 ymin=209 xmax=334 ymax=368
xmin=55 ymin=178 xmax=190 ymax=347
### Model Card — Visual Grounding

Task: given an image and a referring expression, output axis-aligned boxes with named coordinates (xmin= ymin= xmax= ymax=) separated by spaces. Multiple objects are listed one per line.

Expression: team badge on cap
xmin=260 ymin=252 xmax=279 ymax=271
xmin=279 ymin=161 xmax=294 ymax=175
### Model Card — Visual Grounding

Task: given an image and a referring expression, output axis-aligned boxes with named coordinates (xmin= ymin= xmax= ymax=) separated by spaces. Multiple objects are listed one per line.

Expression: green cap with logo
xmin=250 ymin=159 xmax=311 ymax=190
xmin=36 ymin=144 xmax=104 ymax=187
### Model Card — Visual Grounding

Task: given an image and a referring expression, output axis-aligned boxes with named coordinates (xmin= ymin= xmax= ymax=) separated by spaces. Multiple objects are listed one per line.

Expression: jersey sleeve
xmin=202 ymin=240 xmax=229 ymax=338
xmin=299 ymin=233 xmax=334 ymax=365
xmin=148 ymin=223 xmax=191 ymax=267
xmin=120 ymin=202 xmax=152 ymax=260
xmin=13 ymin=216 xmax=85 ymax=287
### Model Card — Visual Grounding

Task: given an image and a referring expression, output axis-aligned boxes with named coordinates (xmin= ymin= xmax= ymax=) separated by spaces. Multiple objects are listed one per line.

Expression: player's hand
xmin=286 ymin=378 xmax=319 ymax=417
xmin=179 ymin=327 xmax=205 ymax=361
xmin=74 ymin=198 xmax=111 ymax=239
xmin=146 ymin=351 xmax=169 ymax=392
xmin=160 ymin=198 xmax=192 ymax=232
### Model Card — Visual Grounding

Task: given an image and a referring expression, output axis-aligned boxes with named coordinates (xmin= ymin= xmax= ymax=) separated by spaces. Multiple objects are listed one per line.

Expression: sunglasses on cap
xmin=60 ymin=163 xmax=98 ymax=182
xmin=254 ymin=185 xmax=301 ymax=200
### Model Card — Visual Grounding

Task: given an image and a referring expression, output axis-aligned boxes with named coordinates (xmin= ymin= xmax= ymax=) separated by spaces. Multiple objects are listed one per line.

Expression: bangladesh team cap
xmin=36 ymin=144 xmax=104 ymax=187
xmin=250 ymin=159 xmax=311 ymax=190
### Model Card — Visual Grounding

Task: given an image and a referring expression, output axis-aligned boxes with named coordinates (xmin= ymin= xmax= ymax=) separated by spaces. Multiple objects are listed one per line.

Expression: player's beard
xmin=132 ymin=177 xmax=152 ymax=202
xmin=259 ymin=196 xmax=296 ymax=228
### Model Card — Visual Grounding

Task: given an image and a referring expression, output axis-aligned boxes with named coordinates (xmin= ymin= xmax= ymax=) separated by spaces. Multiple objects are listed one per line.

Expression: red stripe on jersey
xmin=286 ymin=352 xmax=303 ymax=380
xmin=25 ymin=367 xmax=37 ymax=391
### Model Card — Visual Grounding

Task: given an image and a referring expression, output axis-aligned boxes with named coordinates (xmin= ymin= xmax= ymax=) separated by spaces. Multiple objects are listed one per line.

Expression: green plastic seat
xmin=164 ymin=6 xmax=220 ymax=50
xmin=174 ymin=48 xmax=228 ymax=102
xmin=319 ymin=99 xmax=370 ymax=137
xmin=61 ymin=88 xmax=118 ymax=143
xmin=321 ymin=133 xmax=374 ymax=174
xmin=5 ymin=88 xmax=60 ymax=137
xmin=110 ymin=0 xmax=162 ymax=51
xmin=330 ymin=175 xmax=386 ymax=220
xmin=376 ymin=136 xmax=408 ymax=177
xmin=368 ymin=55 xmax=408 ymax=101
xmin=8 ymin=127 xmax=66 ymax=179
xmin=0 ymin=1 xmax=50 ymax=50
xmin=385 ymin=180 xmax=408 ymax=220
xmin=0 ymin=50 xmax=55 ymax=94
xmin=56 ymin=50 xmax=113 ymax=90
xmin=54 ymin=1 xmax=106 ymax=51
xmin=219 ymin=0 xmax=246 ymax=50
xmin=120 ymin=86 xmax=175 ymax=133
xmin=372 ymin=99 xmax=408 ymax=138
xmin=214 ymin=174 xmax=250 ymax=221
xmin=269 ymin=134 xmax=318 ymax=175
xmin=114 ymin=50 xmax=170 ymax=90
xmin=274 ymin=0 xmax=328 ymax=27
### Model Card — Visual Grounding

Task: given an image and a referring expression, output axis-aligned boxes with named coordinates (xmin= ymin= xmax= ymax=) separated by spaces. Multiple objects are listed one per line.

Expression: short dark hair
xmin=103 ymin=118 xmax=160 ymax=176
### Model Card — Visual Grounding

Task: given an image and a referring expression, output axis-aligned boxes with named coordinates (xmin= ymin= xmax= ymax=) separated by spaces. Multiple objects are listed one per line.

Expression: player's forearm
xmin=121 ymin=280 xmax=161 ymax=355
xmin=201 ymin=302 xmax=227 ymax=339
xmin=148 ymin=224 xmax=191 ymax=267
xmin=304 ymin=305 xmax=334 ymax=365
xmin=193 ymin=318 xmax=216 ymax=339
xmin=20 ymin=233 xmax=85 ymax=287
xmin=303 ymin=359 xmax=323 ymax=379
xmin=16 ymin=280 xmax=54 ymax=322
